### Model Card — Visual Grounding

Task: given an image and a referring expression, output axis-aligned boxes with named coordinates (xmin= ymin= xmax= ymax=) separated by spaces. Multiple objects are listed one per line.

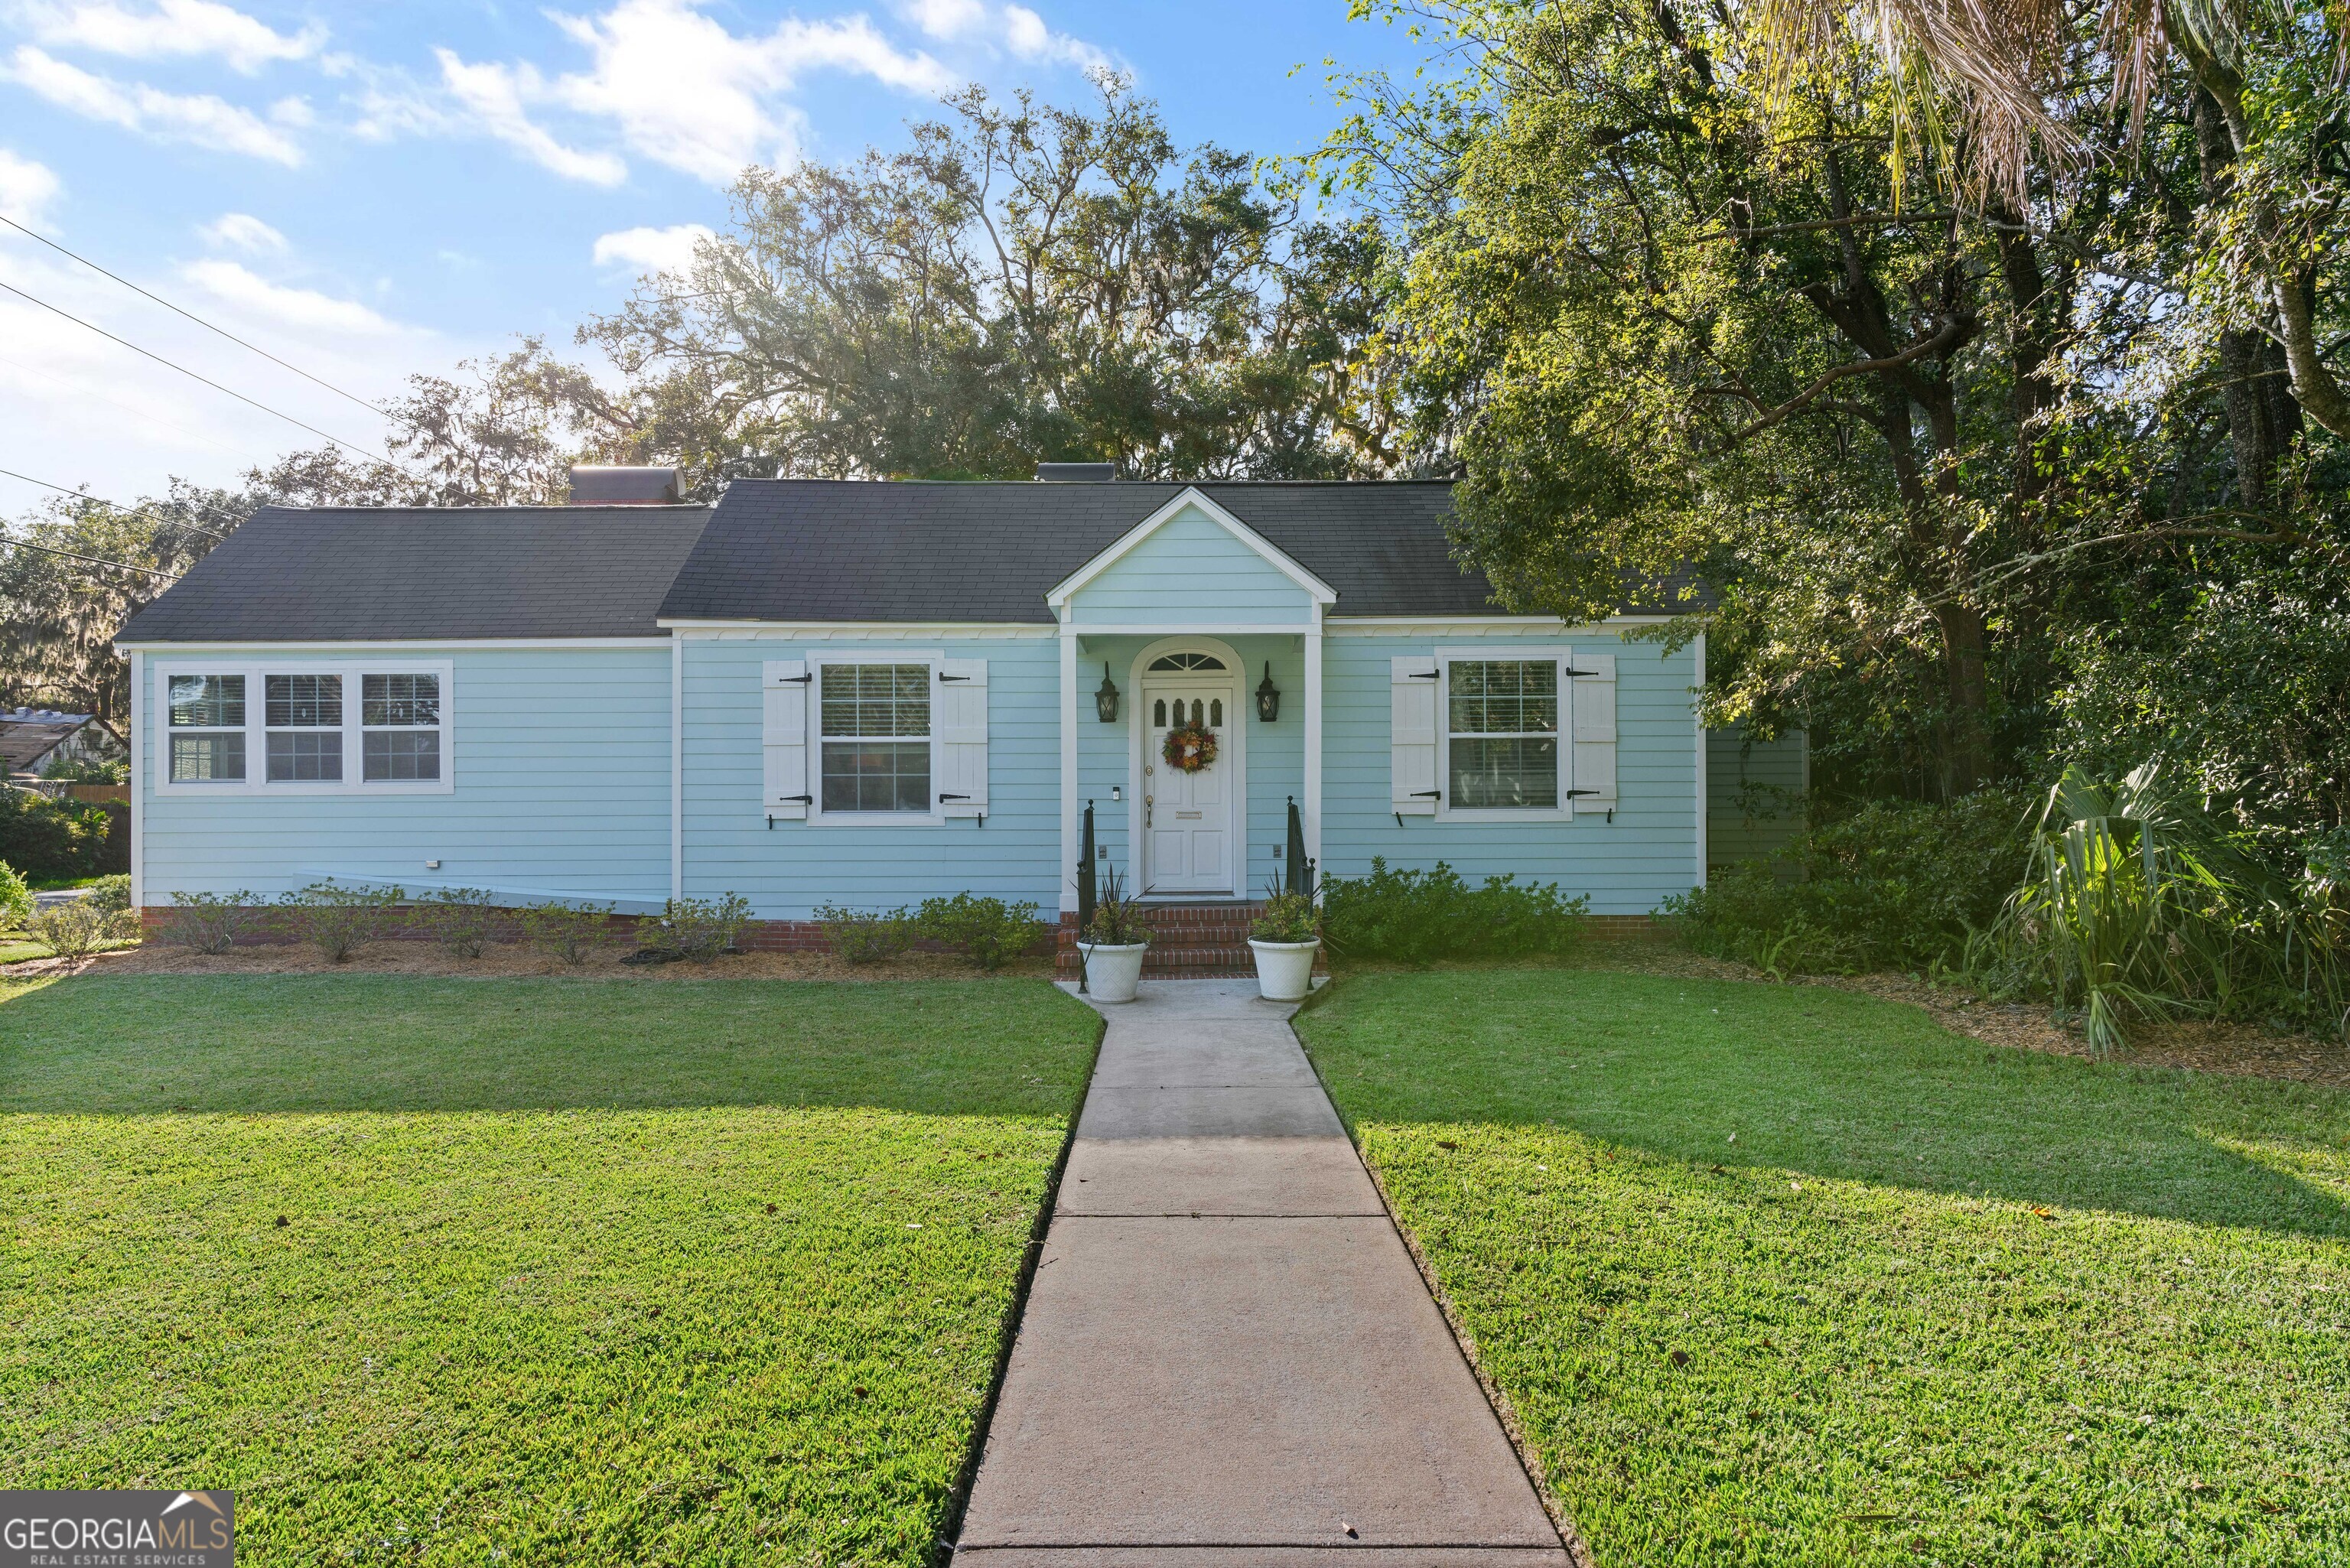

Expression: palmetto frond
xmin=1740 ymin=0 xmax=2279 ymax=204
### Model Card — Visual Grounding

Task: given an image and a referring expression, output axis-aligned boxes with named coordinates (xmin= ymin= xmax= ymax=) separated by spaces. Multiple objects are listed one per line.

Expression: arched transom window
xmin=1147 ymin=652 xmax=1226 ymax=672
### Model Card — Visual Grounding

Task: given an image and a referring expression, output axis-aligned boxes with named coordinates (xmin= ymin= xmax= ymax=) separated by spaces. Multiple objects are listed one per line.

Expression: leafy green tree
xmin=584 ymin=75 xmax=1407 ymax=486
xmin=1300 ymin=0 xmax=2345 ymax=799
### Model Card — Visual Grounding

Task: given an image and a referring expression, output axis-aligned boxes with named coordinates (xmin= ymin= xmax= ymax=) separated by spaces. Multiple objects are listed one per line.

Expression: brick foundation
xmin=135 ymin=906 xmax=1053 ymax=961
xmin=137 ymin=904 xmax=1655 ymax=965
xmin=1583 ymin=914 xmax=1660 ymax=939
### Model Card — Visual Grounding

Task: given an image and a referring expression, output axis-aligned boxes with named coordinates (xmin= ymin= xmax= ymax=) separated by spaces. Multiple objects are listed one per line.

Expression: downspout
xmin=128 ymin=649 xmax=143 ymax=914
xmin=1693 ymin=631 xmax=1707 ymax=890
xmin=670 ymin=632 xmax=683 ymax=903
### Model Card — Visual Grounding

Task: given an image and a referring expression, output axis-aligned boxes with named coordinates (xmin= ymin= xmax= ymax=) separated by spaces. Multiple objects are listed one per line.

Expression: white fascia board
xmin=662 ymin=620 xmax=1055 ymax=639
xmin=1068 ymin=622 xmax=1317 ymax=639
xmin=1324 ymin=615 xmax=1671 ymax=636
xmin=1044 ymin=486 xmax=1339 ymax=609
xmin=116 ymin=636 xmax=668 ymax=653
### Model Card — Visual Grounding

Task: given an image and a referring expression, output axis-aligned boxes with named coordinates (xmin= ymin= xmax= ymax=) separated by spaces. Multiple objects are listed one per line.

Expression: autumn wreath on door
xmin=1162 ymin=720 xmax=1219 ymax=773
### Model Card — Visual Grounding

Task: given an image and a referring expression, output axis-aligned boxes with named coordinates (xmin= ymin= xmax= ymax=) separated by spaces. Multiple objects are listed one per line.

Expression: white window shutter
xmin=1570 ymin=652 xmax=1616 ymax=811
xmin=937 ymin=658 xmax=988 ymax=817
xmin=1391 ymin=656 xmax=1440 ymax=815
xmin=762 ymin=659 xmax=810 ymax=818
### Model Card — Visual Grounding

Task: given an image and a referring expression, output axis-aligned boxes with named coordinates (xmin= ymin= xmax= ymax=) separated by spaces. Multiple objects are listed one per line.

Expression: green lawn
xmin=1297 ymin=970 xmax=2350 ymax=1567
xmin=2 ymin=974 xmax=1099 ymax=1565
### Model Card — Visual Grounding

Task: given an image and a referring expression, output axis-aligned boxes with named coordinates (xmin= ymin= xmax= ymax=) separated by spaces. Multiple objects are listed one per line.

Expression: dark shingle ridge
xmin=120 ymin=481 xmax=1694 ymax=643
xmin=659 ymin=477 xmax=1504 ymax=623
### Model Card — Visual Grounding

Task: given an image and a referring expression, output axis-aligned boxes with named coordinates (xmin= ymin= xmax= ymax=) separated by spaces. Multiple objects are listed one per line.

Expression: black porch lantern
xmin=1095 ymin=663 xmax=1121 ymax=723
xmin=1255 ymin=662 xmax=1281 ymax=723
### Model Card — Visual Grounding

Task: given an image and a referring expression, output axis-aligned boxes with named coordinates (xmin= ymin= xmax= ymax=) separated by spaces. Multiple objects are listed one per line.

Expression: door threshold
xmin=1138 ymin=892 xmax=1246 ymax=903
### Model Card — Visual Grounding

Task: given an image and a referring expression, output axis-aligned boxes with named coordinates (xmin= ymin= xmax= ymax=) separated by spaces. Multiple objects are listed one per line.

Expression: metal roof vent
xmin=1034 ymin=462 xmax=1115 ymax=482
xmin=568 ymin=465 xmax=680 ymax=505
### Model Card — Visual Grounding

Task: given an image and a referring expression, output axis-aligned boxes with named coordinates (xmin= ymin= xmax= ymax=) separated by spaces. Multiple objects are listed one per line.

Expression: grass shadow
xmin=1300 ymin=968 xmax=2350 ymax=1240
xmin=0 ymin=973 xmax=1098 ymax=1118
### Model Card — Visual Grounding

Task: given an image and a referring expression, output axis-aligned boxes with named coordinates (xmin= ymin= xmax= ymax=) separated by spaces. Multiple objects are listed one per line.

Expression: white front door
xmin=1142 ymin=681 xmax=1235 ymax=894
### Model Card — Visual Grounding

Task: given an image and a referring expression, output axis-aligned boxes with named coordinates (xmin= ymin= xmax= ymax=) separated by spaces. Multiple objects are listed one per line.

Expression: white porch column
xmin=1059 ymin=611 xmax=1079 ymax=912
xmin=1304 ymin=608 xmax=1323 ymax=873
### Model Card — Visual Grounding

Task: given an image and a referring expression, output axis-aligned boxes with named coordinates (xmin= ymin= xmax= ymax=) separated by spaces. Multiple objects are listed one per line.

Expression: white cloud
xmin=181 ymin=257 xmax=398 ymax=335
xmin=3 ymin=44 xmax=303 ymax=162
xmin=1001 ymin=5 xmax=1108 ymax=70
xmin=12 ymin=0 xmax=323 ymax=73
xmin=0 ymin=148 xmax=61 ymax=229
xmin=198 ymin=210 xmax=283 ymax=252
xmin=903 ymin=0 xmax=985 ymax=40
xmin=903 ymin=0 xmax=1109 ymax=71
xmin=431 ymin=0 xmax=958 ymax=187
xmin=433 ymin=47 xmax=627 ymax=185
xmin=591 ymin=222 xmax=712 ymax=275
xmin=0 ymin=239 xmax=447 ymax=503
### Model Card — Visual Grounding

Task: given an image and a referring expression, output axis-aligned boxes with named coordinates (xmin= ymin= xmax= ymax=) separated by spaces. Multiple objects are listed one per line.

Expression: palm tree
xmin=1746 ymin=0 xmax=2350 ymax=438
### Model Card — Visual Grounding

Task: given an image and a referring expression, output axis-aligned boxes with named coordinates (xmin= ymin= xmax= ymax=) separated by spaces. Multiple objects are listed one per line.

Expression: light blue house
xmin=118 ymin=472 xmax=1724 ymax=952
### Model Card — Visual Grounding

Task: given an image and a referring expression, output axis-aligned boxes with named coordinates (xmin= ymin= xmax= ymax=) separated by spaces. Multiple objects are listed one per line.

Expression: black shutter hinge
xmin=780 ymin=672 xmax=813 ymax=685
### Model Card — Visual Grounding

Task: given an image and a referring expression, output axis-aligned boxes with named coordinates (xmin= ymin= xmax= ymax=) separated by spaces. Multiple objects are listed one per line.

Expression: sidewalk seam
xmin=1287 ymin=999 xmax=1593 ymax=1568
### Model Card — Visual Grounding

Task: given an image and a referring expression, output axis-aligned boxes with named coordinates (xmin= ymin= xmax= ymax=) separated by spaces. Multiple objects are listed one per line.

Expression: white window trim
xmin=805 ymin=648 xmax=949 ymax=828
xmin=150 ymin=659 xmax=455 ymax=798
xmin=1434 ymin=646 xmax=1576 ymax=824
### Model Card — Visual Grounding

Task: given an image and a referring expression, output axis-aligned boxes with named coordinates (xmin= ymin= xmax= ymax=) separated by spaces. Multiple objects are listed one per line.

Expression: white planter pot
xmin=1248 ymin=938 xmax=1320 ymax=1002
xmin=1078 ymin=942 xmax=1148 ymax=1003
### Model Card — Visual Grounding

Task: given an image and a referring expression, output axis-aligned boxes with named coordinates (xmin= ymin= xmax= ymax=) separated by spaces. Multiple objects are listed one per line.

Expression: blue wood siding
xmin=679 ymin=635 xmax=1063 ymax=919
xmin=1066 ymin=507 xmax=1313 ymax=626
xmin=140 ymin=626 xmax=1704 ymax=921
xmin=138 ymin=646 xmax=674 ymax=907
xmin=1322 ymin=632 xmax=1702 ymax=915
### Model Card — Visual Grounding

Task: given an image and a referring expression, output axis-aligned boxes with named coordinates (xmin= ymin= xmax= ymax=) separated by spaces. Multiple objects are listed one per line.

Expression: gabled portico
xmin=1049 ymin=486 xmax=1336 ymax=912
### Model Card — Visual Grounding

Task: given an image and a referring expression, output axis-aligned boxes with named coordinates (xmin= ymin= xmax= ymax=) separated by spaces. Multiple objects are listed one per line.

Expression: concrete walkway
xmin=954 ymin=979 xmax=1571 ymax=1567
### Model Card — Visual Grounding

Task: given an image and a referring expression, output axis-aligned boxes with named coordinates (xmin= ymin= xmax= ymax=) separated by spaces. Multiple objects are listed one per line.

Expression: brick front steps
xmin=1057 ymin=902 xmax=1273 ymax=979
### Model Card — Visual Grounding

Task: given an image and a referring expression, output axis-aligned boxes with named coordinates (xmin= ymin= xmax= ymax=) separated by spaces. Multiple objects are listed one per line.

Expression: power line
xmin=0 ymin=213 xmax=392 ymax=420
xmin=0 ymin=468 xmax=235 ymax=542
xmin=0 ymin=535 xmax=181 ymax=581
xmin=0 ymin=278 xmax=396 ymax=466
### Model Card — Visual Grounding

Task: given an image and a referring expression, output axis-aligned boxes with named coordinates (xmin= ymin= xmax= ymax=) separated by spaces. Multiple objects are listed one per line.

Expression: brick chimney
xmin=568 ymin=466 xmax=681 ymax=504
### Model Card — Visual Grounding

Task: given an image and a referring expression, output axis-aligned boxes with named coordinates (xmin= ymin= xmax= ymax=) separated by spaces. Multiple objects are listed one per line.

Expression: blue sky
xmin=0 ymin=0 xmax=1429 ymax=507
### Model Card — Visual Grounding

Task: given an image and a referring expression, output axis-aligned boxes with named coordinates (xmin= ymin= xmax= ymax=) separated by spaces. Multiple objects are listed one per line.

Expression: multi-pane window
xmin=363 ymin=674 xmax=441 ymax=781
xmin=265 ymin=674 xmax=343 ymax=781
xmin=819 ymin=662 xmax=931 ymax=813
xmin=168 ymin=674 xmax=246 ymax=782
xmin=158 ymin=666 xmax=448 ymax=791
xmin=1447 ymin=660 xmax=1558 ymax=808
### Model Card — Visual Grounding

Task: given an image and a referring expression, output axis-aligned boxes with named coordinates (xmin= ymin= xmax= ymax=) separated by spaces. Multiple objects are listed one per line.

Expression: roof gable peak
xmin=1045 ymin=486 xmax=1338 ymax=610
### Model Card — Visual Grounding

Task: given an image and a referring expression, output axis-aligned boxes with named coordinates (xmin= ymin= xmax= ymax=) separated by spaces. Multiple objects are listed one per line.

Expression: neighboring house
xmin=116 ymin=473 xmax=1748 ymax=942
xmin=1 ymin=709 xmax=125 ymax=780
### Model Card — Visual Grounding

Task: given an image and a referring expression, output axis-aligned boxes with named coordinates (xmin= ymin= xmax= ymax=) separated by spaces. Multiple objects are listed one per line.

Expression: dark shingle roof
xmin=660 ymin=480 xmax=1503 ymax=623
xmin=117 ymin=506 xmax=711 ymax=643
